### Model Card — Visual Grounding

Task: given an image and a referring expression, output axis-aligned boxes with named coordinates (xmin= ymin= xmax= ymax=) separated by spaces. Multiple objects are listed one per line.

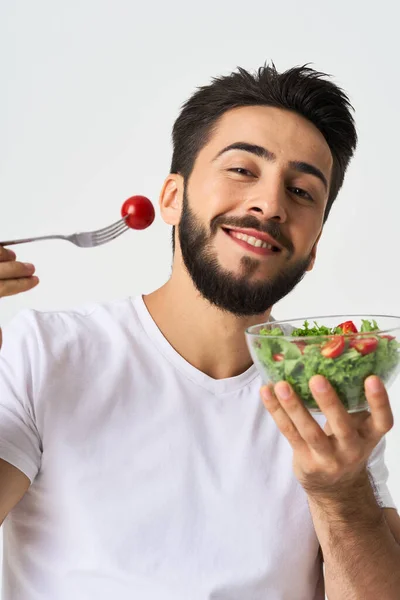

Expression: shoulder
xmin=1 ymin=297 xmax=139 ymax=356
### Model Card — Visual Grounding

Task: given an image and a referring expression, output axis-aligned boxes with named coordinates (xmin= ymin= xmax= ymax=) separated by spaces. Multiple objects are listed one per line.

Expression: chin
xmin=240 ymin=262 xmax=278 ymax=281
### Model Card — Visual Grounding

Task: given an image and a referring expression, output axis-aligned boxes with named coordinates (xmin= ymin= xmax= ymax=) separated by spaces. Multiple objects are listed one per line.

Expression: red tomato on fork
xmin=121 ymin=196 xmax=155 ymax=230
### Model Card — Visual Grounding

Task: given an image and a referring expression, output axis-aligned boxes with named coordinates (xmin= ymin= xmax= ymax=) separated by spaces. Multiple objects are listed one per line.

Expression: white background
xmin=1 ymin=0 xmax=399 ymax=594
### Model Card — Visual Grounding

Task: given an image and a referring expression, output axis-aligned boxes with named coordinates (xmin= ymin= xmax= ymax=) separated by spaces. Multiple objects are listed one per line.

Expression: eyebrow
xmin=214 ymin=142 xmax=328 ymax=191
xmin=214 ymin=142 xmax=275 ymax=162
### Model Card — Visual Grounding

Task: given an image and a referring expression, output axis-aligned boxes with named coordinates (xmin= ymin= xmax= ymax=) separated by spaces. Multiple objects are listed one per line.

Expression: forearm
xmin=307 ymin=469 xmax=400 ymax=600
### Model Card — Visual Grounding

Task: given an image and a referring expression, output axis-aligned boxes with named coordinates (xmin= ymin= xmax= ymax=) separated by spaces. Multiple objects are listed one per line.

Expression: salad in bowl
xmin=245 ymin=315 xmax=400 ymax=413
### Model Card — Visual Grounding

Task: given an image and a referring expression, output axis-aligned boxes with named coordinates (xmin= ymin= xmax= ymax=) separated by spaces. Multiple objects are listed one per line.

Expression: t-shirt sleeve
xmin=0 ymin=311 xmax=43 ymax=483
xmin=367 ymin=436 xmax=397 ymax=510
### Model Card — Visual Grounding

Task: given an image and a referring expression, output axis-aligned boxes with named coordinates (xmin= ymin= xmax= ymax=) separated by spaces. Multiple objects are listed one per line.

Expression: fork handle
xmin=0 ymin=235 xmax=67 ymax=246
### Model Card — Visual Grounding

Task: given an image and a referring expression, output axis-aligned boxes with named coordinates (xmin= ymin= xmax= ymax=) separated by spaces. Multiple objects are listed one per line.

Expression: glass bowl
xmin=245 ymin=315 xmax=400 ymax=414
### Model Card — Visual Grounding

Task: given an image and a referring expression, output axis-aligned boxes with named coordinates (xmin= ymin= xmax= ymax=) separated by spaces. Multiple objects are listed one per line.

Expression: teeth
xmin=231 ymin=231 xmax=273 ymax=249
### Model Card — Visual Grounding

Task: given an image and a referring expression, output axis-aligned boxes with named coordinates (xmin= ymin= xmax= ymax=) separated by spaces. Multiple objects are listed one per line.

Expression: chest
xmin=22 ymin=363 xmax=322 ymax=597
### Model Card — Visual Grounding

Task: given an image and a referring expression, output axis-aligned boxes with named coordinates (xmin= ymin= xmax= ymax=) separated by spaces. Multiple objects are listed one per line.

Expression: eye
xmin=227 ymin=167 xmax=255 ymax=177
xmin=288 ymin=187 xmax=314 ymax=202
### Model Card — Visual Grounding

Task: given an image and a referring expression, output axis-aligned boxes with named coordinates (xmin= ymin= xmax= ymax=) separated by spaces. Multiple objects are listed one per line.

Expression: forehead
xmin=202 ymin=105 xmax=333 ymax=176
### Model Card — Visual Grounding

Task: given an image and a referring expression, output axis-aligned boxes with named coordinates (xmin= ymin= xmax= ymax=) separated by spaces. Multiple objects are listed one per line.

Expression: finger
xmin=0 ymin=247 xmax=17 ymax=262
xmin=362 ymin=376 xmax=393 ymax=437
xmin=273 ymin=381 xmax=332 ymax=455
xmin=308 ymin=375 xmax=359 ymax=449
xmin=0 ymin=276 xmax=39 ymax=298
xmin=261 ymin=385 xmax=308 ymax=452
xmin=0 ymin=261 xmax=35 ymax=280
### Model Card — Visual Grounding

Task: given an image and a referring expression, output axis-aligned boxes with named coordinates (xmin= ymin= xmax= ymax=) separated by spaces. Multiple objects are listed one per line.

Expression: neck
xmin=143 ymin=262 xmax=272 ymax=380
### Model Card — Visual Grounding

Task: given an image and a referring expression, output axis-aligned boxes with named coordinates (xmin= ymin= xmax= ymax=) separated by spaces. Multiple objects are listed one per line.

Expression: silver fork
xmin=0 ymin=217 xmax=129 ymax=248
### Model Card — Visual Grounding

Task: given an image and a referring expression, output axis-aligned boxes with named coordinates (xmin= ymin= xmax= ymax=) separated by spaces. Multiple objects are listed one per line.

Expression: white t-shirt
xmin=0 ymin=296 xmax=396 ymax=600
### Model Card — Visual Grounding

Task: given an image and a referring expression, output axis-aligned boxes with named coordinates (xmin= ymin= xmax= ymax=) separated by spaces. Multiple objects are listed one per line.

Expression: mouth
xmin=222 ymin=227 xmax=283 ymax=256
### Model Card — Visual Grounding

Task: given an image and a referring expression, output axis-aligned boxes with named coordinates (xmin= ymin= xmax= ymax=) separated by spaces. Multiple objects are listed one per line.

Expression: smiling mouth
xmin=222 ymin=228 xmax=282 ymax=256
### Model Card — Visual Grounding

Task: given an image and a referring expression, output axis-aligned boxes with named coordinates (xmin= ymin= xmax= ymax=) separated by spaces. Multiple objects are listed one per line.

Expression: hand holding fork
xmin=0 ymin=195 xmax=155 ymax=298
xmin=0 ymin=196 xmax=155 ymax=350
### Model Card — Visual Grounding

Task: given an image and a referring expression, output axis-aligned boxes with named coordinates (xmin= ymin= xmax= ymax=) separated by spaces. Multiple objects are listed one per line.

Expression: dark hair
xmin=170 ymin=63 xmax=357 ymax=251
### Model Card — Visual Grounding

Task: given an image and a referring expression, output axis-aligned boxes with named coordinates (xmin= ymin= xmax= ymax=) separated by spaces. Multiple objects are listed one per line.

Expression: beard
xmin=177 ymin=187 xmax=313 ymax=317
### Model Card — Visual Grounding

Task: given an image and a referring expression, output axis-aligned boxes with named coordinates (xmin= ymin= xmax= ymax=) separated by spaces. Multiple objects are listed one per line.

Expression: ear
xmin=306 ymin=230 xmax=322 ymax=272
xmin=159 ymin=174 xmax=184 ymax=226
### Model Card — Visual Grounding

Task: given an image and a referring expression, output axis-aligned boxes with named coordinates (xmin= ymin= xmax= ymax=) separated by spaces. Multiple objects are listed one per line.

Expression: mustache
xmin=211 ymin=214 xmax=294 ymax=255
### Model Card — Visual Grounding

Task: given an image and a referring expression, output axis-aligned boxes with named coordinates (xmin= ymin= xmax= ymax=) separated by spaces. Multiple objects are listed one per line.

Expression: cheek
xmin=208 ymin=183 xmax=240 ymax=217
xmin=289 ymin=217 xmax=322 ymax=256
xmin=189 ymin=171 xmax=242 ymax=218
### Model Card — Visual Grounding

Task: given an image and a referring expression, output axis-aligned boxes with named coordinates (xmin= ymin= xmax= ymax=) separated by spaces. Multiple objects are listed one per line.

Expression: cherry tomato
xmin=381 ymin=335 xmax=395 ymax=341
xmin=273 ymin=353 xmax=284 ymax=362
xmin=321 ymin=336 xmax=345 ymax=358
xmin=121 ymin=195 xmax=155 ymax=230
xmin=294 ymin=341 xmax=306 ymax=354
xmin=337 ymin=320 xmax=358 ymax=334
xmin=350 ymin=337 xmax=378 ymax=355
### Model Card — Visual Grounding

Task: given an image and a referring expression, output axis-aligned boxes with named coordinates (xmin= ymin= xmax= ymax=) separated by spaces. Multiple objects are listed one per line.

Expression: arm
xmin=0 ymin=245 xmax=39 ymax=348
xmin=308 ymin=469 xmax=400 ymax=600
xmin=0 ymin=458 xmax=30 ymax=525
xmin=0 ymin=252 xmax=43 ymax=511
xmin=261 ymin=374 xmax=399 ymax=600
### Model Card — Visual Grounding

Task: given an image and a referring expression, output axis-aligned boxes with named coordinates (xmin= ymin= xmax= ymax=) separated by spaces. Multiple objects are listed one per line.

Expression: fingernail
xmin=24 ymin=263 xmax=35 ymax=270
xmin=366 ymin=376 xmax=382 ymax=394
xmin=275 ymin=382 xmax=291 ymax=399
xmin=311 ymin=375 xmax=329 ymax=392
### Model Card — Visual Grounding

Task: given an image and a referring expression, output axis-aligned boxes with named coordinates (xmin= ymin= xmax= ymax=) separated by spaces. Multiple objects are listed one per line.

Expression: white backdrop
xmin=1 ymin=0 xmax=399 ymax=593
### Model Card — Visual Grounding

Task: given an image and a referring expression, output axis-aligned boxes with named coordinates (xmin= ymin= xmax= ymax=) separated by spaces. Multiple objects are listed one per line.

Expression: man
xmin=0 ymin=64 xmax=400 ymax=600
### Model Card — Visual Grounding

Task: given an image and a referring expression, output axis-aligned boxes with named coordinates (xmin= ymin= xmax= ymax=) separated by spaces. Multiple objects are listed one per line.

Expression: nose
xmin=245 ymin=178 xmax=288 ymax=223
